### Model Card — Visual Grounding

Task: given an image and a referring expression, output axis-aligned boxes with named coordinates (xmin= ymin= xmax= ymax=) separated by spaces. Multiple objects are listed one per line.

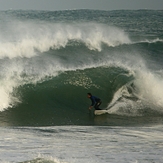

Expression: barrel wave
xmin=0 ymin=10 xmax=163 ymax=126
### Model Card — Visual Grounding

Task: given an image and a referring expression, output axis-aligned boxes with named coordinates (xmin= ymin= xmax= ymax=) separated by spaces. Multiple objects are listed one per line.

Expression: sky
xmin=0 ymin=0 xmax=163 ymax=11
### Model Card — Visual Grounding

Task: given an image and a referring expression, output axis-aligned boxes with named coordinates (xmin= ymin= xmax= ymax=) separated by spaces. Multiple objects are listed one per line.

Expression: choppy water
xmin=0 ymin=126 xmax=163 ymax=163
xmin=0 ymin=9 xmax=163 ymax=162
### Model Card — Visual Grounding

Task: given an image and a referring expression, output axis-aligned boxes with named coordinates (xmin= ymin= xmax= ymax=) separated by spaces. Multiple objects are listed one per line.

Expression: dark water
xmin=0 ymin=10 xmax=163 ymax=126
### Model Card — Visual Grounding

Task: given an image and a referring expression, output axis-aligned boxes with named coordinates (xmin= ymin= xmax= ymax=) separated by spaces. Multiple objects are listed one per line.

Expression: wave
xmin=0 ymin=12 xmax=163 ymax=124
xmin=0 ymin=19 xmax=130 ymax=112
xmin=1 ymin=64 xmax=163 ymax=120
xmin=0 ymin=49 xmax=139 ymax=112
xmin=133 ymin=38 xmax=163 ymax=45
xmin=0 ymin=41 xmax=163 ymax=116
xmin=1 ymin=18 xmax=162 ymax=61
xmin=0 ymin=21 xmax=131 ymax=59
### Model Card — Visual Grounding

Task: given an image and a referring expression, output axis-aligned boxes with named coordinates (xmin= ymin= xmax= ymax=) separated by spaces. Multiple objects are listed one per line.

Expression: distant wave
xmin=0 ymin=21 xmax=131 ymax=59
xmin=1 ymin=18 xmax=162 ymax=60
xmin=133 ymin=38 xmax=163 ymax=44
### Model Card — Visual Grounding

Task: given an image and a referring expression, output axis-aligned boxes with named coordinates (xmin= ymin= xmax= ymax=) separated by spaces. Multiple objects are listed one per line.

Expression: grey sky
xmin=0 ymin=0 xmax=163 ymax=11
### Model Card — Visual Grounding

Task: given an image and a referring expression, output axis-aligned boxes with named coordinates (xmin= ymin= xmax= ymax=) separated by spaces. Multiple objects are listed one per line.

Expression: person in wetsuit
xmin=87 ymin=93 xmax=102 ymax=110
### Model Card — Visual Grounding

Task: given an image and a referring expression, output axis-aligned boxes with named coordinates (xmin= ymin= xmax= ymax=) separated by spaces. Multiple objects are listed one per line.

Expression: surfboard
xmin=94 ymin=110 xmax=108 ymax=115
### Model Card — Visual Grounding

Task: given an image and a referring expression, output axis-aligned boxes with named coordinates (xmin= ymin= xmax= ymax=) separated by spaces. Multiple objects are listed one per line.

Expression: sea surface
xmin=0 ymin=9 xmax=163 ymax=163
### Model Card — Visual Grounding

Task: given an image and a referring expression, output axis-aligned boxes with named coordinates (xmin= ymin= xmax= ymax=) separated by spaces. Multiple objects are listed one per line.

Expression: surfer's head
xmin=87 ymin=93 xmax=92 ymax=98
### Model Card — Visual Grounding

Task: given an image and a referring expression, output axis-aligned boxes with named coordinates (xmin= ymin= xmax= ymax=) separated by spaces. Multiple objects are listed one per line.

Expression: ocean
xmin=0 ymin=9 xmax=163 ymax=163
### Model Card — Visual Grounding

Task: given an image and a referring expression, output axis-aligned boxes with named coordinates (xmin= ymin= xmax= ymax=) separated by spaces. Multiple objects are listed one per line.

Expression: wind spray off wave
xmin=0 ymin=20 xmax=131 ymax=59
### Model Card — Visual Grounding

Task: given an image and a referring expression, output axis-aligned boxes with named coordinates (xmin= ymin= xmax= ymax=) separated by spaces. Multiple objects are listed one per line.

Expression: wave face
xmin=0 ymin=10 xmax=163 ymax=126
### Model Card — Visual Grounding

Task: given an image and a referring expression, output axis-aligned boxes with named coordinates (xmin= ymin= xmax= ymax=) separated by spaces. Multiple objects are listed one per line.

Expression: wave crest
xmin=0 ymin=21 xmax=131 ymax=59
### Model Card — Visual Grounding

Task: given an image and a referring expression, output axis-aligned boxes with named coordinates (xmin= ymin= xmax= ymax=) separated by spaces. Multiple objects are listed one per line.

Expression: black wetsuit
xmin=90 ymin=96 xmax=102 ymax=110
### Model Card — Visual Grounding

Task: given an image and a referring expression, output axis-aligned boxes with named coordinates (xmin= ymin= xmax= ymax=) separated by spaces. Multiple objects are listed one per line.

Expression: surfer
xmin=87 ymin=93 xmax=102 ymax=110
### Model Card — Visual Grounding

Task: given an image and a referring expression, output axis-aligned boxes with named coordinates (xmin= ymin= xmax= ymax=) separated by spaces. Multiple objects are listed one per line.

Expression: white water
xmin=107 ymin=72 xmax=163 ymax=116
xmin=0 ymin=126 xmax=163 ymax=163
xmin=0 ymin=20 xmax=131 ymax=59
xmin=106 ymin=52 xmax=163 ymax=116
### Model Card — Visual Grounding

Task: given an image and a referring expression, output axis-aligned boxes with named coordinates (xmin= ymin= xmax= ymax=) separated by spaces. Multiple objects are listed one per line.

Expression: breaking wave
xmin=0 ymin=10 xmax=163 ymax=126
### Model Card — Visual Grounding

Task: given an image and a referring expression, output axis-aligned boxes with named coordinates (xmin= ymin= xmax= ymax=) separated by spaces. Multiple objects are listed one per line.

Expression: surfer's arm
xmin=88 ymin=96 xmax=95 ymax=110
xmin=90 ymin=97 xmax=95 ymax=107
